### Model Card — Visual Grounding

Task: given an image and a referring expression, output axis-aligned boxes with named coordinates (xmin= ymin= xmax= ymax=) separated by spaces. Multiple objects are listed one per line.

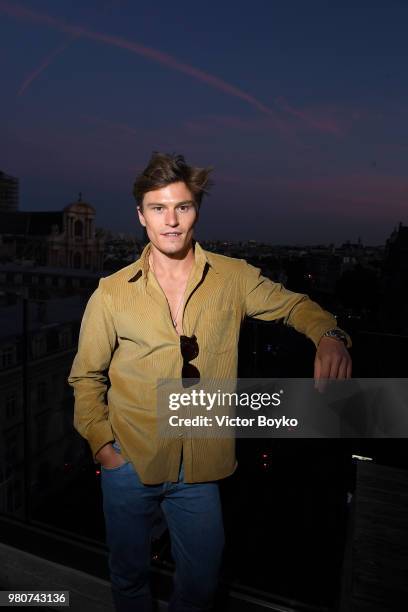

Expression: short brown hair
xmin=133 ymin=152 xmax=213 ymax=209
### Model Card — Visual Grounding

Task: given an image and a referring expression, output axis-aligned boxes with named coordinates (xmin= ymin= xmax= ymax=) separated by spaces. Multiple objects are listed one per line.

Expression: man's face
xmin=137 ymin=182 xmax=198 ymax=257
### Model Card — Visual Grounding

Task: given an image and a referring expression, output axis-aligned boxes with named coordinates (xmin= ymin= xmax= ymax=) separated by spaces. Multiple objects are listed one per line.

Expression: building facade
xmin=0 ymin=171 xmax=19 ymax=212
xmin=0 ymin=194 xmax=104 ymax=271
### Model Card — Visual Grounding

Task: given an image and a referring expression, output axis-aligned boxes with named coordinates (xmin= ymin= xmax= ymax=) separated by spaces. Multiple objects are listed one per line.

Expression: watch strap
xmin=322 ymin=328 xmax=348 ymax=346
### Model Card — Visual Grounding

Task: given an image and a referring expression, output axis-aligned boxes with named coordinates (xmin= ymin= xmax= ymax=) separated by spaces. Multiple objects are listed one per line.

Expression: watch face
xmin=325 ymin=329 xmax=347 ymax=344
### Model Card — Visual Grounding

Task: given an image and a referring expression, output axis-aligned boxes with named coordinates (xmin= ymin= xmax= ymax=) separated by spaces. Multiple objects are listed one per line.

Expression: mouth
xmin=162 ymin=232 xmax=182 ymax=237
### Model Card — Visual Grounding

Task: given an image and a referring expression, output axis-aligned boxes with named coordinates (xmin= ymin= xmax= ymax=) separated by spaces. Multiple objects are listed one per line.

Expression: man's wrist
xmin=321 ymin=328 xmax=348 ymax=346
xmin=95 ymin=442 xmax=115 ymax=462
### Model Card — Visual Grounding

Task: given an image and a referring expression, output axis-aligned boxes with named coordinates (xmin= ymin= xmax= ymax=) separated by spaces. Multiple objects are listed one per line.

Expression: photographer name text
xmin=168 ymin=415 xmax=298 ymax=428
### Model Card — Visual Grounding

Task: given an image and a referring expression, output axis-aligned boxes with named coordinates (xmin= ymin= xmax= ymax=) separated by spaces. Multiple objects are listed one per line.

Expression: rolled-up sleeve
xmin=242 ymin=261 xmax=351 ymax=348
xmin=68 ymin=279 xmax=116 ymax=459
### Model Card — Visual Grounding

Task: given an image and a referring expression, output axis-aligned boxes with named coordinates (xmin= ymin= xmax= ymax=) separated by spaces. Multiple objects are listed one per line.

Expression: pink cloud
xmin=184 ymin=113 xmax=294 ymax=137
xmin=0 ymin=0 xmax=279 ymax=118
xmin=275 ymin=96 xmax=350 ymax=136
xmin=279 ymin=174 xmax=408 ymax=219
xmin=18 ymin=34 xmax=79 ymax=96
xmin=82 ymin=115 xmax=140 ymax=139
xmin=214 ymin=171 xmax=408 ymax=218
xmin=184 ymin=101 xmax=361 ymax=143
xmin=1 ymin=0 xmax=356 ymax=140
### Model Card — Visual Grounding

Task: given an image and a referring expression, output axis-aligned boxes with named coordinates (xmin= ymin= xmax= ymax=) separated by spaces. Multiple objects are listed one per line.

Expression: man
xmin=68 ymin=152 xmax=352 ymax=612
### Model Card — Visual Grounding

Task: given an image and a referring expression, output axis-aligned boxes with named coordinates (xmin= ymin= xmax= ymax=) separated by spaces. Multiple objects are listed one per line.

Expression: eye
xmin=152 ymin=206 xmax=164 ymax=212
xmin=178 ymin=204 xmax=192 ymax=213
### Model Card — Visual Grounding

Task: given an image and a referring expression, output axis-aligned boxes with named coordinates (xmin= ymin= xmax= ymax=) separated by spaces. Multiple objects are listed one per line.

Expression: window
xmin=0 ymin=345 xmax=15 ymax=369
xmin=5 ymin=431 xmax=18 ymax=464
xmin=6 ymin=482 xmax=13 ymax=513
xmin=59 ymin=329 xmax=71 ymax=350
xmin=73 ymin=253 xmax=82 ymax=269
xmin=6 ymin=394 xmax=17 ymax=420
xmin=14 ymin=480 xmax=22 ymax=510
xmin=74 ymin=220 xmax=83 ymax=237
xmin=37 ymin=381 xmax=47 ymax=405
xmin=6 ymin=478 xmax=22 ymax=513
xmin=32 ymin=335 xmax=46 ymax=358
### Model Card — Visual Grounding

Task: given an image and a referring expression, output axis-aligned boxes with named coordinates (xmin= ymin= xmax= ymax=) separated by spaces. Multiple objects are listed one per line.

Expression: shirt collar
xmin=127 ymin=241 xmax=217 ymax=284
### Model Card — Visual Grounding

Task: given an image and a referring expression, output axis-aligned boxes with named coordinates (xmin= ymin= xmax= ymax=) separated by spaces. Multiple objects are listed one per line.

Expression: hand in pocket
xmin=96 ymin=443 xmax=127 ymax=469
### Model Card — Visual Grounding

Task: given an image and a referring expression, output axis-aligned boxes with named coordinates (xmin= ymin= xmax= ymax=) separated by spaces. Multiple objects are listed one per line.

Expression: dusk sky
xmin=1 ymin=0 xmax=407 ymax=245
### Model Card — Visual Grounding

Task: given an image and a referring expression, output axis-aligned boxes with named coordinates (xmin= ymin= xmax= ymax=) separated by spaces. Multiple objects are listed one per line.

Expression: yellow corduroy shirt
xmin=68 ymin=241 xmax=351 ymax=484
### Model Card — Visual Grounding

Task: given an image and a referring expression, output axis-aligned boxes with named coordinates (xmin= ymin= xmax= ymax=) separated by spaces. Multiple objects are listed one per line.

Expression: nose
xmin=165 ymin=208 xmax=179 ymax=227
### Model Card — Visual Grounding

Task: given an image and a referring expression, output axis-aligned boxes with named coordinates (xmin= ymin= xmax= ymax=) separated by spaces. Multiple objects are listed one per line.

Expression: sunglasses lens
xmin=180 ymin=335 xmax=199 ymax=360
xmin=182 ymin=363 xmax=200 ymax=388
xmin=180 ymin=336 xmax=200 ymax=387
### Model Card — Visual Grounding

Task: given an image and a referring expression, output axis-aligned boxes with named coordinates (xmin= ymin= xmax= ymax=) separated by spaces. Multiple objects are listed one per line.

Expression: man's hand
xmin=95 ymin=443 xmax=126 ymax=469
xmin=314 ymin=336 xmax=352 ymax=391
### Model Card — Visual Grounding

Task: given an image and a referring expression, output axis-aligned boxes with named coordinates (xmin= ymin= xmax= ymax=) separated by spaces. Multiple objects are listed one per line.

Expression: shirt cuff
xmin=87 ymin=421 xmax=115 ymax=463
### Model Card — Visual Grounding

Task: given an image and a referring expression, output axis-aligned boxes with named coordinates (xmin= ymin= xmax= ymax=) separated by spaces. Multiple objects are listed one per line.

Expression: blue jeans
xmin=101 ymin=444 xmax=225 ymax=612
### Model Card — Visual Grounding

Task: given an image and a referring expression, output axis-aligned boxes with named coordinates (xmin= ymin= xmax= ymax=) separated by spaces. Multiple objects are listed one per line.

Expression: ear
xmin=137 ymin=206 xmax=146 ymax=227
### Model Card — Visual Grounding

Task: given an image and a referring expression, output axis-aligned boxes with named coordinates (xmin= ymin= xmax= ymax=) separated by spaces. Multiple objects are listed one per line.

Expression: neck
xmin=149 ymin=242 xmax=195 ymax=278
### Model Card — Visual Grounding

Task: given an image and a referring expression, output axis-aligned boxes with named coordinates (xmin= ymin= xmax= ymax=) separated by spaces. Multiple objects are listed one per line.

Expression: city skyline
xmin=1 ymin=180 xmax=402 ymax=248
xmin=1 ymin=0 xmax=408 ymax=244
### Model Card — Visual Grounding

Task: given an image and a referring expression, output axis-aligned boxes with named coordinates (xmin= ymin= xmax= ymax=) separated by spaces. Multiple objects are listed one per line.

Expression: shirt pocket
xmin=113 ymin=312 xmax=154 ymax=358
xmin=198 ymin=309 xmax=238 ymax=354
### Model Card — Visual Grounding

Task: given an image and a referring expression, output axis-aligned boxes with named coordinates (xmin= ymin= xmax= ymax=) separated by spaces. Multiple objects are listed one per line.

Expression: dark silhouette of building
xmin=0 ymin=171 xmax=19 ymax=212
xmin=380 ymin=222 xmax=408 ymax=334
xmin=0 ymin=193 xmax=104 ymax=271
